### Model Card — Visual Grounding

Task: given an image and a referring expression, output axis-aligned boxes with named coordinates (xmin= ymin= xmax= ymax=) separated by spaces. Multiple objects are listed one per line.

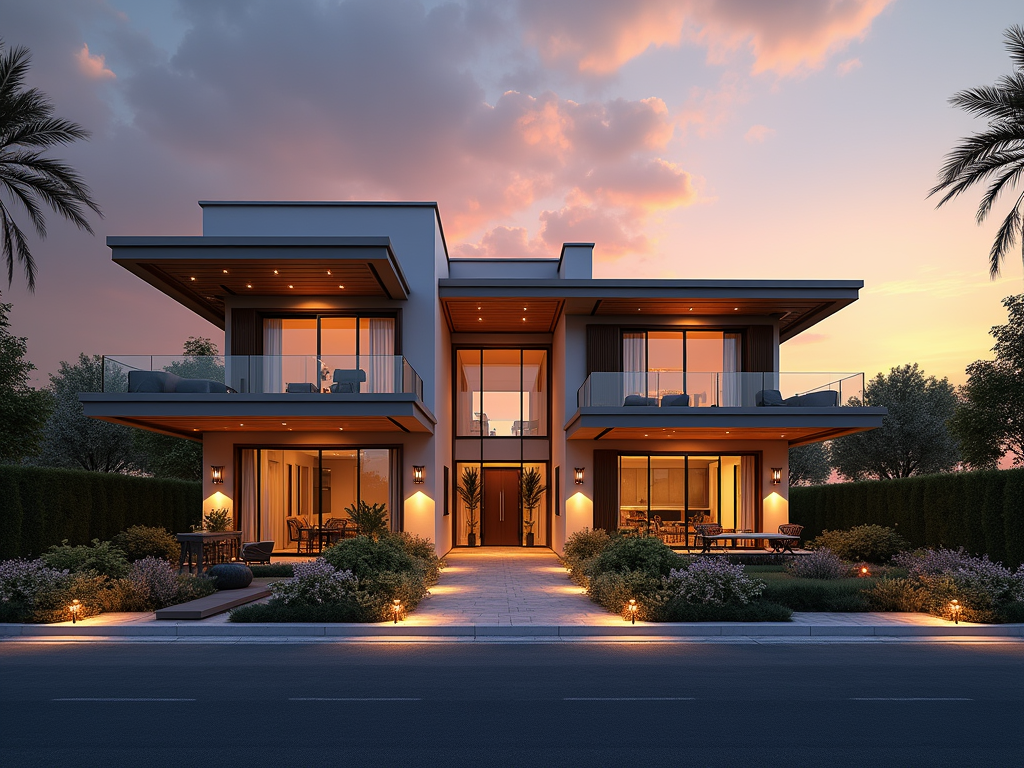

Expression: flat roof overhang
xmin=108 ymin=236 xmax=411 ymax=329
xmin=439 ymin=278 xmax=861 ymax=339
xmin=79 ymin=393 xmax=435 ymax=440
xmin=564 ymin=406 xmax=887 ymax=447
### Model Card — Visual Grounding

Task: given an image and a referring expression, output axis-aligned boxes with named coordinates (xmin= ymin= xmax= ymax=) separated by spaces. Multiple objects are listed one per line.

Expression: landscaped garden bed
xmin=0 ymin=526 xmax=216 ymax=623
xmin=229 ymin=532 xmax=444 ymax=623
xmin=562 ymin=524 xmax=1024 ymax=624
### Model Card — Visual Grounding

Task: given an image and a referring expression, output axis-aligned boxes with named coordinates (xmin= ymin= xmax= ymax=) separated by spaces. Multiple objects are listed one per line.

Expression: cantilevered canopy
xmin=109 ymin=237 xmax=410 ymax=328
xmin=439 ymin=278 xmax=861 ymax=339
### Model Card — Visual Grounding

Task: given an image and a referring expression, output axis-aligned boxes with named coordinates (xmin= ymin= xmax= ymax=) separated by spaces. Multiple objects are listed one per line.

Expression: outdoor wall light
xmin=574 ymin=467 xmax=585 ymax=485
xmin=413 ymin=466 xmax=425 ymax=484
xmin=950 ymin=599 xmax=962 ymax=625
xmin=627 ymin=599 xmax=638 ymax=625
xmin=392 ymin=598 xmax=402 ymax=624
xmin=69 ymin=599 xmax=81 ymax=624
xmin=211 ymin=466 xmax=224 ymax=485
xmin=771 ymin=467 xmax=782 ymax=485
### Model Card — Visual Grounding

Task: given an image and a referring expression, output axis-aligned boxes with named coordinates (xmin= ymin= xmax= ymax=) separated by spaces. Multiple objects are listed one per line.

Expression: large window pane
xmin=482 ymin=349 xmax=522 ymax=437
xmin=457 ymin=350 xmax=482 ymax=436
xmin=618 ymin=456 xmax=649 ymax=532
xmin=522 ymin=350 xmax=547 ymax=436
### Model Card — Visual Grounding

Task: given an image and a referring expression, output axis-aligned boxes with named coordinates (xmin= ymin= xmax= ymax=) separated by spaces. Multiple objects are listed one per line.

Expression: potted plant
xmin=344 ymin=500 xmax=389 ymax=540
xmin=203 ymin=507 xmax=231 ymax=532
xmin=520 ymin=468 xmax=547 ymax=547
xmin=457 ymin=466 xmax=481 ymax=546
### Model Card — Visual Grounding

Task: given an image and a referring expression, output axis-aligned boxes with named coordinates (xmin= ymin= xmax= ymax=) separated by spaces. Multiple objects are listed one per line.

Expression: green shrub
xmin=41 ymin=539 xmax=129 ymax=578
xmin=659 ymin=600 xmax=792 ymax=622
xmin=760 ymin=577 xmax=874 ymax=612
xmin=388 ymin=532 xmax=445 ymax=586
xmin=230 ymin=601 xmax=363 ymax=623
xmin=345 ymin=500 xmax=390 ymax=540
xmin=786 ymin=549 xmax=849 ymax=580
xmin=202 ymin=508 xmax=231 ymax=532
xmin=807 ymin=525 xmax=909 ymax=563
xmin=173 ymin=574 xmax=217 ymax=604
xmin=591 ymin=536 xmax=688 ymax=578
xmin=112 ymin=526 xmax=178 ymax=563
xmin=322 ymin=535 xmax=419 ymax=579
xmin=248 ymin=563 xmax=294 ymax=577
xmin=563 ymin=528 xmax=612 ymax=570
xmin=867 ymin=578 xmax=927 ymax=612
xmin=588 ymin=569 xmax=666 ymax=618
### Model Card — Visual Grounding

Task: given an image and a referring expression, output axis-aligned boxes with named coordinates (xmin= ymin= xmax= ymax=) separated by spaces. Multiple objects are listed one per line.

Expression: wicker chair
xmin=695 ymin=523 xmax=724 ymax=554
xmin=286 ymin=517 xmax=315 ymax=553
xmin=776 ymin=523 xmax=804 ymax=554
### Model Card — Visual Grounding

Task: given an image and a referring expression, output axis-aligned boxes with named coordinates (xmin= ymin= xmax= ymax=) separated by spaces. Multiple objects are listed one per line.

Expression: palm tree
xmin=0 ymin=40 xmax=101 ymax=291
xmin=930 ymin=25 xmax=1024 ymax=278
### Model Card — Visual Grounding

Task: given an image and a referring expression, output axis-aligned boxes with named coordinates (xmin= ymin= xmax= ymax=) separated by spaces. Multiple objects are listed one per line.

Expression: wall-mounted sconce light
xmin=574 ymin=467 xmax=585 ymax=485
xmin=771 ymin=467 xmax=782 ymax=485
xmin=413 ymin=465 xmax=425 ymax=484
xmin=211 ymin=466 xmax=224 ymax=485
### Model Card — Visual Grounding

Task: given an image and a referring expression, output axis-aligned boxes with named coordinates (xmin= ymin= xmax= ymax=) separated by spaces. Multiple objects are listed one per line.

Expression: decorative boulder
xmin=207 ymin=563 xmax=253 ymax=590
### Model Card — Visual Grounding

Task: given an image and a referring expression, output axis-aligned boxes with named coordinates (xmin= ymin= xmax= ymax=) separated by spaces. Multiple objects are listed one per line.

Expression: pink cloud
xmin=744 ymin=124 xmax=775 ymax=143
xmin=74 ymin=43 xmax=115 ymax=79
xmin=837 ymin=57 xmax=863 ymax=75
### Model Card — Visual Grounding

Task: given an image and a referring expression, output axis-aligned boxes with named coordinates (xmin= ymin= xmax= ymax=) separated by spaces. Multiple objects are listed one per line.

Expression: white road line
xmin=289 ymin=697 xmax=423 ymax=701
xmin=850 ymin=697 xmax=973 ymax=701
xmin=52 ymin=698 xmax=196 ymax=702
xmin=564 ymin=697 xmax=697 ymax=701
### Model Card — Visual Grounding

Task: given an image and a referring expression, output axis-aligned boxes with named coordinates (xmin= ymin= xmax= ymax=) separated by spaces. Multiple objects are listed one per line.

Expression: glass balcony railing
xmin=101 ymin=355 xmax=424 ymax=400
xmin=577 ymin=371 xmax=865 ymax=409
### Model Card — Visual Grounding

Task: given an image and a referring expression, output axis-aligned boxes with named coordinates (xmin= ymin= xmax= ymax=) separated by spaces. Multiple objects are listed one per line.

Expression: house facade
xmin=81 ymin=201 xmax=884 ymax=556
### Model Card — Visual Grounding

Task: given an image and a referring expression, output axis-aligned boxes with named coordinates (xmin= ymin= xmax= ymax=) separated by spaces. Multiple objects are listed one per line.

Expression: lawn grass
xmin=759 ymin=574 xmax=877 ymax=611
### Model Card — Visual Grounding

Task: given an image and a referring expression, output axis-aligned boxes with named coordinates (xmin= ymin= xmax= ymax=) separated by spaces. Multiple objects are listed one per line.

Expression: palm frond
xmin=929 ymin=124 xmax=1024 ymax=197
xmin=949 ymin=81 xmax=1024 ymax=121
xmin=1 ymin=153 xmax=102 ymax=226
xmin=976 ymin=159 xmax=1024 ymax=223
xmin=0 ymin=209 xmax=36 ymax=290
xmin=1006 ymin=25 xmax=1024 ymax=71
xmin=988 ymin=195 xmax=1023 ymax=277
xmin=0 ymin=174 xmax=47 ymax=236
xmin=930 ymin=148 xmax=1024 ymax=206
xmin=1 ymin=117 xmax=90 ymax=149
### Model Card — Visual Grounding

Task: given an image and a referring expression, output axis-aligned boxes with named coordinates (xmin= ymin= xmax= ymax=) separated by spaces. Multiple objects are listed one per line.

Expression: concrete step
xmin=154 ymin=585 xmax=271 ymax=620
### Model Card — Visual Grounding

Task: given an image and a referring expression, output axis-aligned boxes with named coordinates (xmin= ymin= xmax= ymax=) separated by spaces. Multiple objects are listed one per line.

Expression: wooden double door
xmin=481 ymin=468 xmax=521 ymax=546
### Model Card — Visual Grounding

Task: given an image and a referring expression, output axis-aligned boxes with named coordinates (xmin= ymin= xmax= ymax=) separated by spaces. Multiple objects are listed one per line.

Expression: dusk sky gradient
xmin=2 ymin=0 xmax=1022 ymax=388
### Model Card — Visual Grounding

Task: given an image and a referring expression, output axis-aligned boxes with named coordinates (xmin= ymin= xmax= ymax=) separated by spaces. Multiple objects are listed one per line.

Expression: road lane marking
xmin=564 ymin=697 xmax=697 ymax=701
xmin=53 ymin=698 xmax=196 ymax=702
xmin=289 ymin=697 xmax=422 ymax=701
xmin=850 ymin=698 xmax=973 ymax=701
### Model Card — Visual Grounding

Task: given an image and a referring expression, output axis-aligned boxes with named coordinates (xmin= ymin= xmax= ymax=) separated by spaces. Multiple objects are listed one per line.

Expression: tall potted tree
xmin=520 ymin=467 xmax=547 ymax=547
xmin=457 ymin=466 xmax=481 ymax=546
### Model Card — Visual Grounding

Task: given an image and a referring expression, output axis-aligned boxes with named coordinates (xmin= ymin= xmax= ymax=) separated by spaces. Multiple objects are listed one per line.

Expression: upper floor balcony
xmin=79 ymin=354 xmax=434 ymax=438
xmin=568 ymin=371 xmax=884 ymax=445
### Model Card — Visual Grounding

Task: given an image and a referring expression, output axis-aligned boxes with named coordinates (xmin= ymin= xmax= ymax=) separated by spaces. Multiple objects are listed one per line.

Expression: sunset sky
xmin=2 ymin=0 xmax=1022 ymax=387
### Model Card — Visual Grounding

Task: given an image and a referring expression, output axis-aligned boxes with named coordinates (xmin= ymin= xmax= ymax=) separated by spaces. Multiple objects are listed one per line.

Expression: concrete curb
xmin=1 ymin=621 xmax=1021 ymax=639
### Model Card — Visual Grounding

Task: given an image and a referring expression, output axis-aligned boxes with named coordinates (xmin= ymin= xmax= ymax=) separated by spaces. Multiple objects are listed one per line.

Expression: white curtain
xmin=722 ymin=332 xmax=741 ymax=406
xmin=263 ymin=319 xmax=283 ymax=393
xmin=367 ymin=318 xmax=395 ymax=393
xmin=622 ymin=332 xmax=646 ymax=401
xmin=740 ymin=456 xmax=756 ymax=531
xmin=240 ymin=450 xmax=258 ymax=543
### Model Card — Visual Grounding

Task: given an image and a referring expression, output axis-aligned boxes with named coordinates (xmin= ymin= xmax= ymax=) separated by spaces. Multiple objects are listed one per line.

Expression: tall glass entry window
xmin=261 ymin=315 xmax=395 ymax=393
xmin=623 ymin=330 xmax=741 ymax=407
xmin=239 ymin=447 xmax=399 ymax=553
xmin=456 ymin=349 xmax=548 ymax=437
xmin=618 ymin=454 xmax=757 ymax=547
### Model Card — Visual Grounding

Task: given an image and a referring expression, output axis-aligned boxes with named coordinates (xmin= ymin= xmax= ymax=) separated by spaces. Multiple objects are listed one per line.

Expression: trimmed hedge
xmin=0 ymin=465 xmax=202 ymax=559
xmin=790 ymin=468 xmax=1024 ymax=568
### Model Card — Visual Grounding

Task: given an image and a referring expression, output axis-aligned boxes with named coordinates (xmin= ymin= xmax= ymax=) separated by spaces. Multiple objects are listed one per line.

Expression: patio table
xmin=699 ymin=532 xmax=798 ymax=555
xmin=176 ymin=531 xmax=242 ymax=574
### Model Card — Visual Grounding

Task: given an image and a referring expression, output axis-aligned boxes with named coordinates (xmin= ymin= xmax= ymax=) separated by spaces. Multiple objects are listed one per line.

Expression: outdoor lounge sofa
xmin=128 ymin=370 xmax=235 ymax=393
xmin=621 ymin=393 xmax=691 ymax=407
xmin=755 ymin=389 xmax=838 ymax=407
xmin=239 ymin=541 xmax=275 ymax=565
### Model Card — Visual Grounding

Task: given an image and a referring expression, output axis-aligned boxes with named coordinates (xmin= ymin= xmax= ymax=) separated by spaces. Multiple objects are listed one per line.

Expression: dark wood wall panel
xmin=745 ymin=325 xmax=774 ymax=372
xmin=230 ymin=308 xmax=262 ymax=356
xmin=586 ymin=325 xmax=621 ymax=375
xmin=593 ymin=450 xmax=619 ymax=532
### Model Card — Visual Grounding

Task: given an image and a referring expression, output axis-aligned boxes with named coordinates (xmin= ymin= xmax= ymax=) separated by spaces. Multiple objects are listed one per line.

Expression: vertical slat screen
xmin=230 ymin=309 xmax=261 ymax=356
xmin=586 ymin=325 xmax=621 ymax=375
xmin=593 ymin=450 xmax=619 ymax=532
xmin=745 ymin=325 xmax=774 ymax=372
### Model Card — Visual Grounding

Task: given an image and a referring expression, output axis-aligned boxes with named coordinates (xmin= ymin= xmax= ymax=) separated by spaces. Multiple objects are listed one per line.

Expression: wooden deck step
xmin=154 ymin=585 xmax=271 ymax=620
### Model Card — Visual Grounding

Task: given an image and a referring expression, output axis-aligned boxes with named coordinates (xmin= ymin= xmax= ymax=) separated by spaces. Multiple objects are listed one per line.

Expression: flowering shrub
xmin=128 ymin=557 xmax=181 ymax=608
xmin=0 ymin=559 xmax=107 ymax=623
xmin=666 ymin=558 xmax=766 ymax=606
xmin=786 ymin=548 xmax=849 ymax=580
xmin=807 ymin=525 xmax=909 ymax=563
xmin=270 ymin=559 xmax=358 ymax=606
xmin=0 ymin=559 xmax=69 ymax=606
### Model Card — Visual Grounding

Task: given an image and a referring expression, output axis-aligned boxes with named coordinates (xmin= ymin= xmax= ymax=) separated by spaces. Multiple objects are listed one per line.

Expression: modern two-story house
xmin=81 ymin=201 xmax=884 ymax=556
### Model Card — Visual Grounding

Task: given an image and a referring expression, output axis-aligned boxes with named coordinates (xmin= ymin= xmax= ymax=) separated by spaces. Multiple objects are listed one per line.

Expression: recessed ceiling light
xmin=190 ymin=276 xmax=196 ymax=281
xmin=273 ymin=269 xmax=279 ymax=275
xmin=339 ymin=285 xmax=344 ymax=289
xmin=240 ymin=423 xmax=244 ymax=426
xmin=726 ymin=431 xmax=730 ymax=434
xmin=246 ymin=284 xmax=252 ymax=288
xmin=281 ymin=422 xmax=287 ymax=425
xmin=338 ymin=427 xmax=344 ymax=431
xmin=734 ymin=307 xmax=739 ymax=311
xmin=522 ymin=317 xmax=526 ymax=321
xmin=689 ymin=307 xmax=693 ymax=311
xmin=523 ymin=307 xmax=527 ymax=311
xmin=223 ymin=269 xmax=229 ymax=274
xmin=326 ymin=270 xmax=332 ymax=275
xmin=288 ymin=285 xmax=294 ymax=289
xmin=478 ymin=317 xmax=482 ymax=321
xmin=477 ymin=306 xmax=481 ymax=310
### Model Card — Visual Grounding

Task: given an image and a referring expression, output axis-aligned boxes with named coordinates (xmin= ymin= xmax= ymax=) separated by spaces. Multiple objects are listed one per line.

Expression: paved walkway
xmin=408 ymin=547 xmax=620 ymax=626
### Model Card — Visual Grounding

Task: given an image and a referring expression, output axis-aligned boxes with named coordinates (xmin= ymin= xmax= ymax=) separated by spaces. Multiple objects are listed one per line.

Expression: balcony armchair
xmin=128 ymin=370 xmax=235 ymax=394
xmin=660 ymin=394 xmax=689 ymax=407
xmin=331 ymin=368 xmax=367 ymax=393
xmin=623 ymin=395 xmax=658 ymax=406
xmin=756 ymin=389 xmax=839 ymax=407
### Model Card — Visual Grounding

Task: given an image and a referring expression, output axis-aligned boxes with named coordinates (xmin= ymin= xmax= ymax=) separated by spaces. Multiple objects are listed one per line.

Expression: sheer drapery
xmin=740 ymin=455 xmax=756 ymax=530
xmin=262 ymin=319 xmax=283 ymax=393
xmin=622 ymin=332 xmax=646 ymax=400
xmin=240 ymin=450 xmax=258 ymax=542
xmin=367 ymin=318 xmax=395 ymax=393
xmin=722 ymin=332 xmax=741 ymax=406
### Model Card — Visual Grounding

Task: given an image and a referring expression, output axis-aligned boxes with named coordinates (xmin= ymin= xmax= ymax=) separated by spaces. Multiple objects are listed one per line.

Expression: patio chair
xmin=331 ymin=368 xmax=367 ymax=393
xmin=240 ymin=541 xmax=274 ymax=565
xmin=776 ymin=524 xmax=804 ymax=554
xmin=695 ymin=523 xmax=724 ymax=554
xmin=286 ymin=517 xmax=315 ymax=553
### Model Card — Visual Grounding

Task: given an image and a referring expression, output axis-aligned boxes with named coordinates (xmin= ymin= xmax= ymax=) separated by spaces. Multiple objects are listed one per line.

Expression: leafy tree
xmin=164 ymin=336 xmax=224 ymax=382
xmin=29 ymin=353 xmax=143 ymax=473
xmin=0 ymin=40 xmax=102 ymax=290
xmin=0 ymin=300 xmax=50 ymax=461
xmin=930 ymin=26 xmax=1024 ymax=277
xmin=950 ymin=294 xmax=1024 ymax=467
xmin=788 ymin=443 xmax=832 ymax=486
xmin=830 ymin=364 xmax=960 ymax=481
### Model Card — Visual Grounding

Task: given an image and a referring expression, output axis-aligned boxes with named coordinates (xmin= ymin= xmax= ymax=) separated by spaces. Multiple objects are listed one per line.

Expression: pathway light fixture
xmin=627 ymin=599 xmax=638 ymax=625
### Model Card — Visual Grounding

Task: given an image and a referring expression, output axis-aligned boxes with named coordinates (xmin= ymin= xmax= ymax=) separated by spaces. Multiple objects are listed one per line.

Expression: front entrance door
xmin=482 ymin=468 xmax=521 ymax=545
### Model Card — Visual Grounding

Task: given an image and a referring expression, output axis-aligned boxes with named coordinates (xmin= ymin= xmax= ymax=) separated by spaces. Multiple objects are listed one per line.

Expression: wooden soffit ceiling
xmin=442 ymin=298 xmax=564 ymax=332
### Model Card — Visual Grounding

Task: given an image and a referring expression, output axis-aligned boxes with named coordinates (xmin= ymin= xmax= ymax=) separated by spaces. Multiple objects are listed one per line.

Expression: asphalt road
xmin=1 ymin=640 xmax=1022 ymax=767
